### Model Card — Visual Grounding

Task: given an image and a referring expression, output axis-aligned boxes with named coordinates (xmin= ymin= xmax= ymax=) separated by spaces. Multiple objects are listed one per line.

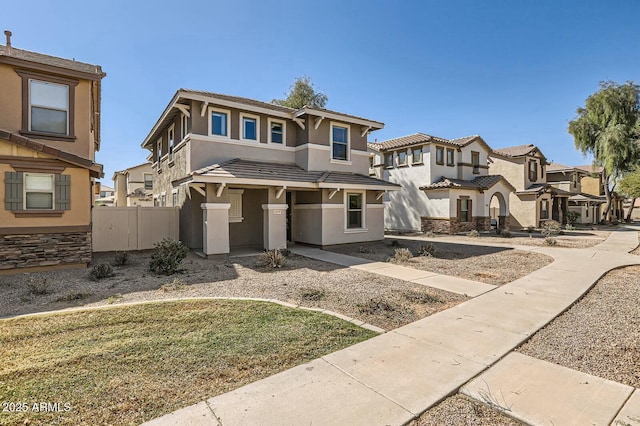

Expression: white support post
xmin=262 ymin=204 xmax=289 ymax=250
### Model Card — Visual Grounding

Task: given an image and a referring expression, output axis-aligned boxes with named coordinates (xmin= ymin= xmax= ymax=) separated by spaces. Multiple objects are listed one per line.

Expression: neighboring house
xmin=369 ymin=133 xmax=514 ymax=234
xmin=574 ymin=165 xmax=625 ymax=222
xmin=140 ymin=89 xmax=398 ymax=255
xmin=488 ymin=144 xmax=570 ymax=228
xmin=112 ymin=163 xmax=153 ymax=206
xmin=546 ymin=162 xmax=603 ymax=224
xmin=0 ymin=31 xmax=105 ymax=274
xmin=94 ymin=182 xmax=115 ymax=206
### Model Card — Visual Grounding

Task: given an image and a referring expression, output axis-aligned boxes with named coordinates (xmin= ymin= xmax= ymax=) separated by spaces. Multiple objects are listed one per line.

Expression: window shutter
xmin=468 ymin=200 xmax=473 ymax=221
xmin=456 ymin=199 xmax=461 ymax=220
xmin=5 ymin=172 xmax=24 ymax=211
xmin=55 ymin=174 xmax=71 ymax=210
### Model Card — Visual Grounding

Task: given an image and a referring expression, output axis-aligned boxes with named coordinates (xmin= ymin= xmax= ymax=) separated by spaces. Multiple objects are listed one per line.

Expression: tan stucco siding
xmin=489 ymin=156 xmax=526 ymax=192
xmin=0 ymin=63 xmax=22 ymax=133
xmin=581 ymin=175 xmax=603 ymax=196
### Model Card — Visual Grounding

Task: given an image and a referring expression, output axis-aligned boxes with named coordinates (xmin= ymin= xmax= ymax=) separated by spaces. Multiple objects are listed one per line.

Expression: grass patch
xmin=0 ymin=300 xmax=375 ymax=425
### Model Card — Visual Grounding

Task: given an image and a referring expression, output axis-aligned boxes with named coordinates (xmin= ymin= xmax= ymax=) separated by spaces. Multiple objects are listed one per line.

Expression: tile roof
xmin=569 ymin=193 xmax=606 ymax=203
xmin=546 ymin=162 xmax=574 ymax=172
xmin=192 ymin=158 xmax=399 ymax=188
xmin=420 ymin=174 xmax=509 ymax=191
xmin=492 ymin=144 xmax=538 ymax=157
xmin=0 ymin=44 xmax=105 ymax=77
xmin=515 ymin=183 xmax=550 ymax=195
xmin=372 ymin=133 xmax=489 ymax=152
xmin=0 ymin=129 xmax=103 ymax=177
xmin=574 ymin=164 xmax=604 ymax=174
xmin=367 ymin=142 xmax=381 ymax=152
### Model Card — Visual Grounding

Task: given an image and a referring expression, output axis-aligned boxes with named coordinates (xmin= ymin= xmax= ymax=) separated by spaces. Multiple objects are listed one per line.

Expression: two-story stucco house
xmin=575 ymin=164 xmax=624 ymax=222
xmin=0 ymin=31 xmax=105 ymax=274
xmin=140 ymin=89 xmax=398 ymax=255
xmin=546 ymin=162 xmax=603 ymax=224
xmin=488 ymin=144 xmax=571 ymax=228
xmin=112 ymin=162 xmax=153 ymax=207
xmin=369 ymin=133 xmax=514 ymax=234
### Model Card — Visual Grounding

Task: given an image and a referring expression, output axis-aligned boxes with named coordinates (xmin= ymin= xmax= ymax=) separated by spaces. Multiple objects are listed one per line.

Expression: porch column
xmin=262 ymin=204 xmax=288 ymax=250
xmin=201 ymin=203 xmax=231 ymax=255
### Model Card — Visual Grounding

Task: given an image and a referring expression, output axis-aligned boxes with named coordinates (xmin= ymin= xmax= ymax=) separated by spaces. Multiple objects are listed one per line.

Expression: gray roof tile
xmin=420 ymin=174 xmax=510 ymax=191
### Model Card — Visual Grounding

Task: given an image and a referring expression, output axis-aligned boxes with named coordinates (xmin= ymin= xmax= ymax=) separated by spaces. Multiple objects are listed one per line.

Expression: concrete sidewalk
xmin=144 ymin=228 xmax=640 ymax=426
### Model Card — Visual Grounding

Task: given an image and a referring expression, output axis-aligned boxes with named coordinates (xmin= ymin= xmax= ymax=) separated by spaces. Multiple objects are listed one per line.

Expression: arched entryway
xmin=489 ymin=192 xmax=509 ymax=230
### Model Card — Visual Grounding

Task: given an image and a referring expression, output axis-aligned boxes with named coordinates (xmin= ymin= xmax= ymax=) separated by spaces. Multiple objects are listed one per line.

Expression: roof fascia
xmin=294 ymin=107 xmax=384 ymax=129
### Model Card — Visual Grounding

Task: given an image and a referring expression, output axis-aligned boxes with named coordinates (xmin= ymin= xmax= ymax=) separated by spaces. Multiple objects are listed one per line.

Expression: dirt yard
xmin=0 ymin=251 xmax=467 ymax=331
xmin=325 ymin=239 xmax=553 ymax=285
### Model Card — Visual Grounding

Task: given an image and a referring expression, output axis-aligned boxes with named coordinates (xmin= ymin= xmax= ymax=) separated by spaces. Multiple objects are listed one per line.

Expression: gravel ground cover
xmin=325 ymin=239 xmax=553 ymax=285
xmin=0 ymin=251 xmax=466 ymax=330
xmin=412 ymin=395 xmax=524 ymax=425
xmin=517 ymin=265 xmax=640 ymax=387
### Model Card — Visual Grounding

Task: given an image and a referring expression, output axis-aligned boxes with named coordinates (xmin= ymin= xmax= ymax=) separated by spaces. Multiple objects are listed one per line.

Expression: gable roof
xmin=574 ymin=164 xmax=604 ymax=174
xmin=0 ymin=129 xmax=103 ymax=177
xmin=370 ymin=133 xmax=492 ymax=153
xmin=186 ymin=158 xmax=399 ymax=190
xmin=420 ymin=174 xmax=515 ymax=192
xmin=492 ymin=144 xmax=547 ymax=164
xmin=0 ymin=44 xmax=105 ymax=79
xmin=546 ymin=162 xmax=589 ymax=175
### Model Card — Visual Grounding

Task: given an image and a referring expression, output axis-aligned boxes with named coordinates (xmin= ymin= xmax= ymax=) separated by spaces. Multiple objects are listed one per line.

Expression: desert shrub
xmin=114 ymin=251 xmax=130 ymax=266
xmin=542 ymin=220 xmax=562 ymax=237
xmin=501 ymin=229 xmax=512 ymax=238
xmin=258 ymin=249 xmax=286 ymax=268
xmin=88 ymin=263 xmax=115 ymax=281
xmin=27 ymin=278 xmax=51 ymax=295
xmin=423 ymin=231 xmax=436 ymax=238
xmin=389 ymin=248 xmax=413 ymax=263
xmin=402 ymin=290 xmax=443 ymax=304
xmin=149 ymin=238 xmax=189 ymax=275
xmin=389 ymin=239 xmax=401 ymax=247
xmin=279 ymin=248 xmax=291 ymax=257
xmin=566 ymin=211 xmax=580 ymax=225
xmin=357 ymin=298 xmax=396 ymax=315
xmin=467 ymin=229 xmax=480 ymax=238
xmin=160 ymin=278 xmax=185 ymax=292
xmin=544 ymin=236 xmax=558 ymax=246
xmin=416 ymin=243 xmax=436 ymax=257
xmin=358 ymin=246 xmax=371 ymax=254
xmin=299 ymin=287 xmax=326 ymax=301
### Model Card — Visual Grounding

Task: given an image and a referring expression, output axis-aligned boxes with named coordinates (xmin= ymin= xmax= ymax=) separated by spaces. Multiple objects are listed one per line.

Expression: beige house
xmin=94 ymin=182 xmax=115 ymax=206
xmin=488 ymin=144 xmax=567 ymax=228
xmin=0 ymin=31 xmax=105 ymax=274
xmin=574 ymin=165 xmax=625 ymax=222
xmin=369 ymin=133 xmax=514 ymax=234
xmin=141 ymin=89 xmax=398 ymax=255
xmin=112 ymin=162 xmax=153 ymax=207
xmin=546 ymin=162 xmax=603 ymax=224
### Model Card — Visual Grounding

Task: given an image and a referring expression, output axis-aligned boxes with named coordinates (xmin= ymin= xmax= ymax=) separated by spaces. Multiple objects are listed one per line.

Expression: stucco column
xmin=262 ymin=204 xmax=288 ymax=250
xmin=201 ymin=203 xmax=231 ymax=255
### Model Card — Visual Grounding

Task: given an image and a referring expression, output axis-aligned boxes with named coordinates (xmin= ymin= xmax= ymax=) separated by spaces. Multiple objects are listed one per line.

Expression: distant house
xmin=574 ymin=165 xmax=624 ymax=222
xmin=140 ymin=89 xmax=398 ymax=255
xmin=0 ymin=31 xmax=105 ymax=274
xmin=546 ymin=162 xmax=602 ymax=224
xmin=94 ymin=182 xmax=115 ymax=206
xmin=112 ymin=163 xmax=153 ymax=207
xmin=369 ymin=133 xmax=514 ymax=234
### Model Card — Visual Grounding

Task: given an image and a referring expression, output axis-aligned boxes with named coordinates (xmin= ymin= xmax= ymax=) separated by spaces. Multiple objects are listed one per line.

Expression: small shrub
xmin=423 ymin=231 xmax=436 ymax=238
xmin=258 ymin=249 xmax=286 ymax=268
xmin=544 ymin=236 xmax=558 ymax=246
xmin=566 ymin=211 xmax=580 ymax=225
xmin=467 ymin=229 xmax=480 ymax=238
xmin=564 ymin=224 xmax=575 ymax=231
xmin=501 ymin=229 xmax=512 ymax=238
xmin=542 ymin=220 xmax=562 ymax=237
xmin=27 ymin=278 xmax=51 ymax=295
xmin=357 ymin=298 xmax=396 ymax=315
xmin=149 ymin=238 xmax=189 ymax=275
xmin=358 ymin=246 xmax=371 ymax=254
xmin=416 ymin=243 xmax=436 ymax=257
xmin=389 ymin=248 xmax=412 ymax=263
xmin=279 ymin=248 xmax=291 ymax=257
xmin=88 ymin=263 xmax=115 ymax=281
xmin=389 ymin=239 xmax=401 ymax=247
xmin=402 ymin=290 xmax=443 ymax=304
xmin=160 ymin=278 xmax=185 ymax=292
xmin=299 ymin=287 xmax=326 ymax=301
xmin=114 ymin=251 xmax=130 ymax=266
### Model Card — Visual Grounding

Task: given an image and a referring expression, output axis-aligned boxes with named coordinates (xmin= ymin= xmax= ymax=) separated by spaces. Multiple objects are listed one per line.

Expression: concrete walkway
xmin=144 ymin=227 xmax=640 ymax=426
xmin=289 ymin=245 xmax=497 ymax=297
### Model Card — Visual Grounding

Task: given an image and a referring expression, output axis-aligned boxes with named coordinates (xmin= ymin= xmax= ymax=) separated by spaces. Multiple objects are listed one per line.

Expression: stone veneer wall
xmin=421 ymin=218 xmax=452 ymax=234
xmin=0 ymin=232 xmax=92 ymax=271
xmin=475 ymin=216 xmax=491 ymax=231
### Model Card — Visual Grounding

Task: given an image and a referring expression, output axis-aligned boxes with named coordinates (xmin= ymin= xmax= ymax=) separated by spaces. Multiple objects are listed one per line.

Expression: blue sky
xmin=4 ymin=0 xmax=640 ymax=183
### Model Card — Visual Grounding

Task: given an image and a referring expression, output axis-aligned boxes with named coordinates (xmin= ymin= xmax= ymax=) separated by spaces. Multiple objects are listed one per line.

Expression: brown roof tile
xmin=574 ymin=164 xmax=604 ymax=174
xmin=420 ymin=175 xmax=512 ymax=191
xmin=373 ymin=133 xmax=449 ymax=151
xmin=0 ymin=44 xmax=105 ymax=77
xmin=492 ymin=144 xmax=538 ymax=157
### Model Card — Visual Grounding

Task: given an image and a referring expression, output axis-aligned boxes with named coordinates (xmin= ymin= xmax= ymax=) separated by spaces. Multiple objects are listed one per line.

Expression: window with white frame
xmin=172 ymin=190 xmax=178 ymax=207
xmin=241 ymin=114 xmax=259 ymax=141
xmin=436 ymin=146 xmax=444 ymax=165
xmin=446 ymin=148 xmax=455 ymax=166
xmin=210 ymin=108 xmax=230 ymax=137
xmin=331 ymin=124 xmax=349 ymax=161
xmin=458 ymin=198 xmax=471 ymax=222
xmin=157 ymin=138 xmax=162 ymax=170
xmin=228 ymin=189 xmax=244 ymax=222
xmin=412 ymin=146 xmax=422 ymax=164
xmin=29 ymin=80 xmax=69 ymax=135
xmin=269 ymin=119 xmax=285 ymax=144
xmin=180 ymin=113 xmax=189 ymax=140
xmin=471 ymin=151 xmax=480 ymax=174
xmin=398 ymin=150 xmax=407 ymax=166
xmin=346 ymin=192 xmax=364 ymax=229
xmin=25 ymin=173 xmax=54 ymax=210
xmin=168 ymin=125 xmax=175 ymax=161
xmin=144 ymin=173 xmax=153 ymax=190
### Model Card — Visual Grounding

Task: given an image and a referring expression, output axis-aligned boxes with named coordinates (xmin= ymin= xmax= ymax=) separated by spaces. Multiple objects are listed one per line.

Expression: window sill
xmin=447 ymin=164 xmax=455 ymax=167
xmin=412 ymin=162 xmax=424 ymax=166
xmin=436 ymin=162 xmax=444 ymax=166
xmin=168 ymin=160 xmax=175 ymax=168
xmin=229 ymin=217 xmax=244 ymax=223
xmin=397 ymin=164 xmax=409 ymax=168
xmin=20 ymin=131 xmax=76 ymax=142
xmin=12 ymin=210 xmax=64 ymax=218
xmin=330 ymin=159 xmax=352 ymax=165
xmin=384 ymin=166 xmax=394 ymax=170
xmin=344 ymin=228 xmax=368 ymax=234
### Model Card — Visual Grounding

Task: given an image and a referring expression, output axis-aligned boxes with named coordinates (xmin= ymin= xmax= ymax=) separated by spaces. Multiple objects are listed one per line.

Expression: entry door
xmin=286 ymin=191 xmax=292 ymax=241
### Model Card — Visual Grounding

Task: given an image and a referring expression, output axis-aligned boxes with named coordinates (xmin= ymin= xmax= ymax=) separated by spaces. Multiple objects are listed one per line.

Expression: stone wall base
xmin=475 ymin=216 xmax=491 ymax=231
xmin=0 ymin=232 xmax=92 ymax=274
xmin=422 ymin=217 xmax=482 ymax=234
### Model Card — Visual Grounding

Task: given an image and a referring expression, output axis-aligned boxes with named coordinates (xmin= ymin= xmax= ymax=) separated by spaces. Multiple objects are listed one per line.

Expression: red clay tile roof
xmin=0 ymin=44 xmax=105 ymax=78
xmin=0 ymin=129 xmax=103 ymax=177
xmin=420 ymin=175 xmax=513 ymax=191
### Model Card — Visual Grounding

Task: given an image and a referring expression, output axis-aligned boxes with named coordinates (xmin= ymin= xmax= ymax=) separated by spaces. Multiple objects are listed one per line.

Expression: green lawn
xmin=0 ymin=300 xmax=376 ymax=425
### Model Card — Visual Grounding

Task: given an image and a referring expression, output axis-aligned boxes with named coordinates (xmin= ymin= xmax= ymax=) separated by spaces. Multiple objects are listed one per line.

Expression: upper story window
xmin=269 ymin=119 xmax=285 ymax=144
xmin=144 ymin=173 xmax=153 ymax=190
xmin=156 ymin=138 xmax=163 ymax=166
xmin=436 ymin=146 xmax=444 ymax=165
xmin=384 ymin=153 xmax=393 ymax=168
xmin=331 ymin=123 xmax=349 ymax=161
xmin=529 ymin=160 xmax=538 ymax=182
xmin=30 ymin=80 xmax=69 ymax=135
xmin=180 ymin=113 xmax=189 ymax=140
xmin=241 ymin=113 xmax=259 ymax=141
xmin=398 ymin=150 xmax=407 ymax=166
xmin=209 ymin=107 xmax=230 ymax=137
xmin=446 ymin=148 xmax=455 ymax=167
xmin=412 ymin=146 xmax=422 ymax=164
xmin=168 ymin=125 xmax=175 ymax=161
xmin=471 ymin=151 xmax=480 ymax=174
xmin=25 ymin=173 xmax=54 ymax=210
